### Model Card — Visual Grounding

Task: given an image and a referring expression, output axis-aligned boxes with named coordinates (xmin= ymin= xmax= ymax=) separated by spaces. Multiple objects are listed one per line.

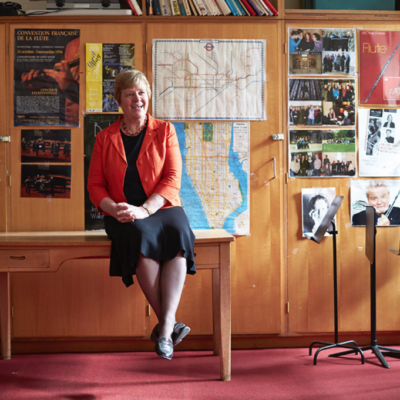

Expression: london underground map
xmin=153 ymin=39 xmax=266 ymax=121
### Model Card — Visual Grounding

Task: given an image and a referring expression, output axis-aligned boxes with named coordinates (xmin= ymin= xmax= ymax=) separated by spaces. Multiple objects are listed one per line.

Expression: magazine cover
xmin=359 ymin=30 xmax=400 ymax=106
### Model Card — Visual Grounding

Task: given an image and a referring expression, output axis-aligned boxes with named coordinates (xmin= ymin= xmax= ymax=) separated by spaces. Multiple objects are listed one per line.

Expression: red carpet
xmin=1 ymin=347 xmax=400 ymax=399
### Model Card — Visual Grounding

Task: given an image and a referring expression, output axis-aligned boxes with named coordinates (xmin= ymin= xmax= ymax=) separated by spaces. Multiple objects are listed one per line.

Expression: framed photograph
xmin=351 ymin=180 xmax=400 ymax=227
xmin=302 ymin=187 xmax=336 ymax=237
xmin=21 ymin=164 xmax=71 ymax=199
xmin=21 ymin=129 xmax=71 ymax=163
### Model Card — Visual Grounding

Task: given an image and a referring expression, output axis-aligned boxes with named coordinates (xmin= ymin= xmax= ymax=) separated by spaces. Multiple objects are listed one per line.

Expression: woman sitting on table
xmin=87 ymin=70 xmax=195 ymax=361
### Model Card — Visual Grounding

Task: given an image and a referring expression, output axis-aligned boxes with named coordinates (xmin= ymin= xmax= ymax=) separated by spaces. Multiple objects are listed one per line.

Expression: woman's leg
xmin=135 ymin=255 xmax=162 ymax=319
xmin=158 ymin=251 xmax=187 ymax=339
xmin=135 ymin=251 xmax=187 ymax=340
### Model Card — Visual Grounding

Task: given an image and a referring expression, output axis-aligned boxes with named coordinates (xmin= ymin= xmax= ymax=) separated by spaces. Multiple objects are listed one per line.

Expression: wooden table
xmin=0 ymin=229 xmax=234 ymax=381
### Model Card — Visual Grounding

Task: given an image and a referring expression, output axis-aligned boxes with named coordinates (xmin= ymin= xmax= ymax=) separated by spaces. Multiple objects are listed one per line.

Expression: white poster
xmin=152 ymin=39 xmax=266 ymax=120
xmin=358 ymin=108 xmax=400 ymax=177
xmin=351 ymin=179 xmax=400 ymax=227
xmin=302 ymin=187 xmax=336 ymax=237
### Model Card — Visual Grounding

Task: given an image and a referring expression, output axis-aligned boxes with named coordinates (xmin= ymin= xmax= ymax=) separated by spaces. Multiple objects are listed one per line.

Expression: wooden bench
xmin=0 ymin=229 xmax=234 ymax=381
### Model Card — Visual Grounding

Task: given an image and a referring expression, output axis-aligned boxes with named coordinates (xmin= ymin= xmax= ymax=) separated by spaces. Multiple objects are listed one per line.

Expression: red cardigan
xmin=87 ymin=114 xmax=182 ymax=214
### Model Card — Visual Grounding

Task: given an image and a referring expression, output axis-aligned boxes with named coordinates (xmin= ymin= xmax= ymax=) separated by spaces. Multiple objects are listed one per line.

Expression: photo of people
xmin=21 ymin=165 xmax=71 ymax=199
xmin=288 ymin=28 xmax=355 ymax=76
xmin=351 ymin=180 xmax=400 ymax=227
xmin=14 ymin=30 xmax=80 ymax=127
xmin=21 ymin=130 xmax=71 ymax=163
xmin=302 ymin=187 xmax=336 ymax=237
xmin=358 ymin=108 xmax=400 ymax=177
xmin=289 ymin=151 xmax=323 ymax=177
xmin=289 ymin=79 xmax=355 ymax=127
xmin=289 ymin=129 xmax=356 ymax=178
xmin=322 ymin=51 xmax=355 ymax=76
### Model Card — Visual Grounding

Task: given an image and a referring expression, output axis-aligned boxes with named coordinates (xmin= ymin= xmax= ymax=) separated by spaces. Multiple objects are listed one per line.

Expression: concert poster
xmin=21 ymin=129 xmax=71 ymax=163
xmin=86 ymin=43 xmax=135 ymax=112
xmin=359 ymin=30 xmax=400 ymax=106
xmin=351 ymin=180 xmax=400 ymax=227
xmin=358 ymin=108 xmax=400 ymax=177
xmin=21 ymin=164 xmax=71 ymax=199
xmin=84 ymin=113 xmax=120 ymax=230
xmin=14 ymin=29 xmax=80 ymax=127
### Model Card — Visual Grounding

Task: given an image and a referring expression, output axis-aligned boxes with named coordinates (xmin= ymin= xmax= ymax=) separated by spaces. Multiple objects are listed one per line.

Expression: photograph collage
xmin=289 ymin=28 xmax=355 ymax=76
xmin=20 ymin=129 xmax=72 ymax=199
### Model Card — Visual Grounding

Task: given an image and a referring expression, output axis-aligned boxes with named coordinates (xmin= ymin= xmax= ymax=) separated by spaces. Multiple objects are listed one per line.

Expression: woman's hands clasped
xmin=112 ymin=202 xmax=149 ymax=223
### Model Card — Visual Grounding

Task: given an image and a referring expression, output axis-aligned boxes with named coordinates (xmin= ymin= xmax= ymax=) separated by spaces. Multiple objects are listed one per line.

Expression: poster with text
xmin=289 ymin=129 xmax=356 ymax=177
xmin=302 ymin=187 xmax=336 ymax=237
xmin=21 ymin=129 xmax=71 ymax=163
xmin=351 ymin=179 xmax=400 ymax=227
xmin=14 ymin=29 xmax=80 ymax=127
xmin=358 ymin=108 xmax=400 ymax=176
xmin=84 ymin=113 xmax=120 ymax=230
xmin=288 ymin=28 xmax=355 ymax=76
xmin=86 ymin=43 xmax=135 ymax=112
xmin=359 ymin=30 xmax=400 ymax=106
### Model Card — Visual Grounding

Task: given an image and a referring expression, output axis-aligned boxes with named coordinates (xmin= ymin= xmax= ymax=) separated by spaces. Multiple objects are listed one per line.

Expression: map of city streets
xmin=175 ymin=122 xmax=249 ymax=235
xmin=153 ymin=39 xmax=266 ymax=121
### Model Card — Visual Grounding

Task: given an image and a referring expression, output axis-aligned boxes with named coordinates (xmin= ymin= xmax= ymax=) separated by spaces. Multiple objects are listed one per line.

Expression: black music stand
xmin=307 ymin=196 xmax=364 ymax=365
xmin=329 ymin=202 xmax=400 ymax=368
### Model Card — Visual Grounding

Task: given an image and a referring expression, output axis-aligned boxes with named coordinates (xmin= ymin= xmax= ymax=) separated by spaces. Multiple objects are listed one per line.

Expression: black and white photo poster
xmin=302 ymin=187 xmax=336 ymax=236
xmin=358 ymin=108 xmax=400 ymax=176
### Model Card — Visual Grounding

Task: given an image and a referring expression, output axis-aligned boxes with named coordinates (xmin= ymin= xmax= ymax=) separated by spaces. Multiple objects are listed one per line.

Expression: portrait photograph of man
xmin=351 ymin=180 xmax=400 ymax=227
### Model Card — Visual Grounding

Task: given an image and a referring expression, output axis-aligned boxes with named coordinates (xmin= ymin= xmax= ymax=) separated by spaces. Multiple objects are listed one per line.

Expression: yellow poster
xmin=86 ymin=43 xmax=103 ymax=112
xmin=85 ymin=43 xmax=135 ymax=112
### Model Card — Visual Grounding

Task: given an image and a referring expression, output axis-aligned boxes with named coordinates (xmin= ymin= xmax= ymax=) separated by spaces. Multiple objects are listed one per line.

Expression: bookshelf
xmin=283 ymin=0 xmax=400 ymax=20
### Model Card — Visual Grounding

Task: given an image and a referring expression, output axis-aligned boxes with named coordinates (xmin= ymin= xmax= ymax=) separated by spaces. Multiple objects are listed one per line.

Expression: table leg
xmin=0 ymin=272 xmax=11 ymax=360
xmin=219 ymin=243 xmax=231 ymax=381
xmin=212 ymin=269 xmax=221 ymax=356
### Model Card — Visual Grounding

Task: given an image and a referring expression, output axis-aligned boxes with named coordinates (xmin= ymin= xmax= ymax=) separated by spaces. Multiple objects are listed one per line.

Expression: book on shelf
xmin=237 ymin=0 xmax=250 ymax=15
xmin=126 ymin=0 xmax=143 ymax=14
xmin=246 ymin=0 xmax=261 ymax=14
xmin=214 ymin=0 xmax=231 ymax=14
xmin=170 ymin=0 xmax=181 ymax=14
xmin=177 ymin=0 xmax=187 ymax=14
xmin=195 ymin=0 xmax=208 ymax=15
xmin=182 ymin=0 xmax=192 ymax=14
xmin=160 ymin=0 xmax=172 ymax=14
xmin=232 ymin=0 xmax=246 ymax=15
xmin=188 ymin=0 xmax=199 ymax=14
xmin=153 ymin=0 xmax=162 ymax=14
xmin=224 ymin=0 xmax=237 ymax=14
xmin=240 ymin=0 xmax=255 ymax=15
xmin=263 ymin=0 xmax=278 ymax=15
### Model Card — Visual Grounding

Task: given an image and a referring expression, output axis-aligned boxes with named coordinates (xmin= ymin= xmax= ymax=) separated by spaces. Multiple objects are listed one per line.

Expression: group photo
xmin=21 ymin=129 xmax=71 ymax=163
xmin=21 ymin=164 xmax=71 ymax=198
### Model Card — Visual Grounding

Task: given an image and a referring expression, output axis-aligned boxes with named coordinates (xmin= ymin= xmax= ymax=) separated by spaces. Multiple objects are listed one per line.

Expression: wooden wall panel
xmin=8 ymin=23 xmax=144 ymax=232
xmin=12 ymin=260 xmax=145 ymax=337
xmin=146 ymin=21 xmax=283 ymax=335
xmin=286 ymin=21 xmax=400 ymax=335
xmin=10 ymin=23 xmax=146 ymax=339
xmin=0 ymin=24 xmax=7 ymax=233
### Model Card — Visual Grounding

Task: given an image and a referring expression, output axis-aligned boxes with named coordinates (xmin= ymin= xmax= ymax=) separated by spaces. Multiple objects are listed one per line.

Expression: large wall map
xmin=175 ymin=122 xmax=250 ymax=235
xmin=153 ymin=39 xmax=266 ymax=120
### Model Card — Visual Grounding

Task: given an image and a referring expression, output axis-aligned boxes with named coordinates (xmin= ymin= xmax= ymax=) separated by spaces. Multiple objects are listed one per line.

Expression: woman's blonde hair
xmin=114 ymin=70 xmax=151 ymax=103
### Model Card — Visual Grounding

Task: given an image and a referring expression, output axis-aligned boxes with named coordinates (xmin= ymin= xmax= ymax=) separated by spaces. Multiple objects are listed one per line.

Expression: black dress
xmin=104 ymin=126 xmax=196 ymax=287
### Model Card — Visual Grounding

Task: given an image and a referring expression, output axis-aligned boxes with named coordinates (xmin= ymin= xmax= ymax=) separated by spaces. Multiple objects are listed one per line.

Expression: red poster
xmin=359 ymin=30 xmax=400 ymax=106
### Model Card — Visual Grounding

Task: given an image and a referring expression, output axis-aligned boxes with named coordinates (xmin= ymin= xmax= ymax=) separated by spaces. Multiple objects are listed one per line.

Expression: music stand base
xmin=329 ymin=345 xmax=400 ymax=368
xmin=310 ymin=340 xmax=365 ymax=365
